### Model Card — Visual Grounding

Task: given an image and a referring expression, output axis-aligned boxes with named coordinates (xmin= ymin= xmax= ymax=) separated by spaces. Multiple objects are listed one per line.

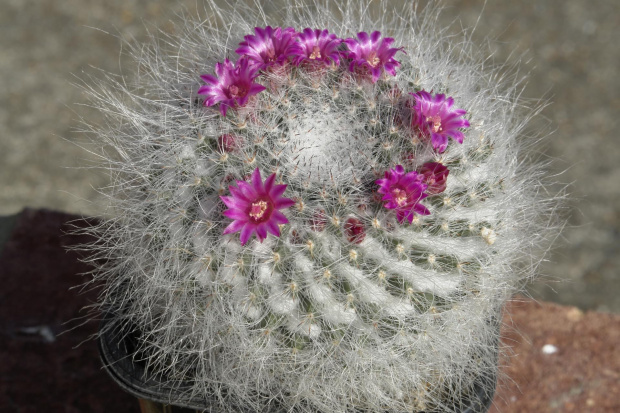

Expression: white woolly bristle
xmin=73 ymin=1 xmax=563 ymax=412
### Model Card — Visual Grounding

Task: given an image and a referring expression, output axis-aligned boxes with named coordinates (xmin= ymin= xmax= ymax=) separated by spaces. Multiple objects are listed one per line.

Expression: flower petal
xmin=255 ymin=223 xmax=268 ymax=241
xmin=250 ymin=169 xmax=264 ymax=193
xmin=249 ymin=83 xmax=266 ymax=95
xmin=371 ymin=67 xmax=381 ymax=83
xmin=200 ymin=74 xmax=219 ymax=85
xmin=271 ymin=210 xmax=289 ymax=225
xmin=219 ymin=102 xmax=229 ymax=116
xmin=239 ymin=224 xmax=255 ymax=245
xmin=237 ymin=181 xmax=259 ymax=200
xmin=229 ymin=186 xmax=250 ymax=203
xmin=357 ymin=31 xmax=370 ymax=45
xmin=269 ymin=183 xmax=287 ymax=198
xmin=266 ymin=220 xmax=280 ymax=237
xmin=414 ymin=204 xmax=431 ymax=216
xmin=220 ymin=195 xmax=238 ymax=209
xmin=264 ymin=173 xmax=276 ymax=192
xmin=223 ymin=209 xmax=248 ymax=220
xmin=275 ymin=197 xmax=295 ymax=209
xmin=223 ymin=219 xmax=245 ymax=235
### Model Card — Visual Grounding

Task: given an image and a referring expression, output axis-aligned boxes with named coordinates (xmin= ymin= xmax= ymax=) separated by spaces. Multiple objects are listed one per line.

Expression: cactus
xmin=78 ymin=1 xmax=561 ymax=412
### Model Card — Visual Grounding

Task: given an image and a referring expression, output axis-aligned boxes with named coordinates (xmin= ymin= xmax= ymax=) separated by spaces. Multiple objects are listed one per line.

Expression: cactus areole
xmin=84 ymin=2 xmax=559 ymax=412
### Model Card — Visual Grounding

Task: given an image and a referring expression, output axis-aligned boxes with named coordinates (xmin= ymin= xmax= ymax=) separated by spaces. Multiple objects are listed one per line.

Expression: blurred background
xmin=1 ymin=0 xmax=618 ymax=313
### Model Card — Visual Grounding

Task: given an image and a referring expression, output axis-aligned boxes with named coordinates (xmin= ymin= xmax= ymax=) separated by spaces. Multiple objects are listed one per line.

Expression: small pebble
xmin=542 ymin=344 xmax=558 ymax=354
xmin=19 ymin=325 xmax=55 ymax=343
xmin=566 ymin=307 xmax=584 ymax=322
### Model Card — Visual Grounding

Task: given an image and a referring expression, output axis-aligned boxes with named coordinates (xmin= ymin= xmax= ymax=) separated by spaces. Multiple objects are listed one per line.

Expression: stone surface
xmin=490 ymin=297 xmax=620 ymax=413
xmin=1 ymin=209 xmax=619 ymax=411
xmin=0 ymin=1 xmax=617 ymax=311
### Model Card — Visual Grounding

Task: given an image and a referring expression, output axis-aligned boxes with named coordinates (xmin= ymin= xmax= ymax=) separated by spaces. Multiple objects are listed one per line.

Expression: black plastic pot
xmin=99 ymin=316 xmax=497 ymax=413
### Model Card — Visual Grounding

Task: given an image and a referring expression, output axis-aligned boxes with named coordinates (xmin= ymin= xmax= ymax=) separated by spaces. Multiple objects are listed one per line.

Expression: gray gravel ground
xmin=1 ymin=0 xmax=618 ymax=312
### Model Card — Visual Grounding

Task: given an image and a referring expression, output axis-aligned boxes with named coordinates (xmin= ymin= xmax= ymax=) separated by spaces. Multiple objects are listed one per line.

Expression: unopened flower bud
xmin=217 ymin=134 xmax=242 ymax=152
xmin=344 ymin=217 xmax=366 ymax=244
xmin=419 ymin=162 xmax=449 ymax=194
xmin=310 ymin=209 xmax=327 ymax=232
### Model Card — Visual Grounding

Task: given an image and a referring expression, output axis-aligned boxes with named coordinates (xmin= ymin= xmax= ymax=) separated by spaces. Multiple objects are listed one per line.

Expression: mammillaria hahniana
xmin=79 ymin=1 xmax=561 ymax=412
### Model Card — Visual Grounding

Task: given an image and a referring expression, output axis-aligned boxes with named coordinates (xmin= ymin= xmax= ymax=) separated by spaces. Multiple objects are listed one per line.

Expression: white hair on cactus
xmin=73 ymin=0 xmax=564 ymax=412
xmin=286 ymin=105 xmax=367 ymax=186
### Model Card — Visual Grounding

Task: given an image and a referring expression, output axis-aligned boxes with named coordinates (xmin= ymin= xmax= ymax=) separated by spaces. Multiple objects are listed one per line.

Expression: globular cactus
xmin=79 ymin=1 xmax=560 ymax=412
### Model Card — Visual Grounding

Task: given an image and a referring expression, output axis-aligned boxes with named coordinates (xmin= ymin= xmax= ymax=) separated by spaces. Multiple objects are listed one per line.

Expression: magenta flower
xmin=198 ymin=58 xmax=266 ymax=116
xmin=220 ymin=168 xmax=295 ymax=245
xmin=343 ymin=31 xmax=403 ymax=82
xmin=410 ymin=91 xmax=470 ymax=153
xmin=289 ymin=28 xmax=342 ymax=67
xmin=419 ymin=162 xmax=450 ymax=195
xmin=376 ymin=165 xmax=430 ymax=224
xmin=236 ymin=26 xmax=299 ymax=70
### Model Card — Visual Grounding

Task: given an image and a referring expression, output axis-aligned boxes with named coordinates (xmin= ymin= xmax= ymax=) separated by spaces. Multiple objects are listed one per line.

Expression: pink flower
xmin=236 ymin=26 xmax=299 ymax=70
xmin=344 ymin=217 xmax=366 ymax=244
xmin=343 ymin=31 xmax=403 ymax=82
xmin=198 ymin=58 xmax=266 ymax=116
xmin=220 ymin=168 xmax=295 ymax=245
xmin=418 ymin=162 xmax=450 ymax=194
xmin=376 ymin=165 xmax=430 ymax=224
xmin=289 ymin=28 xmax=342 ymax=68
xmin=410 ymin=91 xmax=470 ymax=153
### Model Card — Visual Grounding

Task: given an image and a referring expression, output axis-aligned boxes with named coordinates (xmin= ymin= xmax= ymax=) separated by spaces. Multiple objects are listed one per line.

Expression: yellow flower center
xmin=309 ymin=46 xmax=322 ymax=60
xmin=426 ymin=115 xmax=442 ymax=133
xmin=249 ymin=200 xmax=268 ymax=221
xmin=391 ymin=188 xmax=408 ymax=207
xmin=367 ymin=51 xmax=380 ymax=67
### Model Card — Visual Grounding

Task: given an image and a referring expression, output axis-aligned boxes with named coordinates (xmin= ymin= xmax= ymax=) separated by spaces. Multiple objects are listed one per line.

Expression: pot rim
xmin=98 ymin=316 xmax=497 ymax=412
